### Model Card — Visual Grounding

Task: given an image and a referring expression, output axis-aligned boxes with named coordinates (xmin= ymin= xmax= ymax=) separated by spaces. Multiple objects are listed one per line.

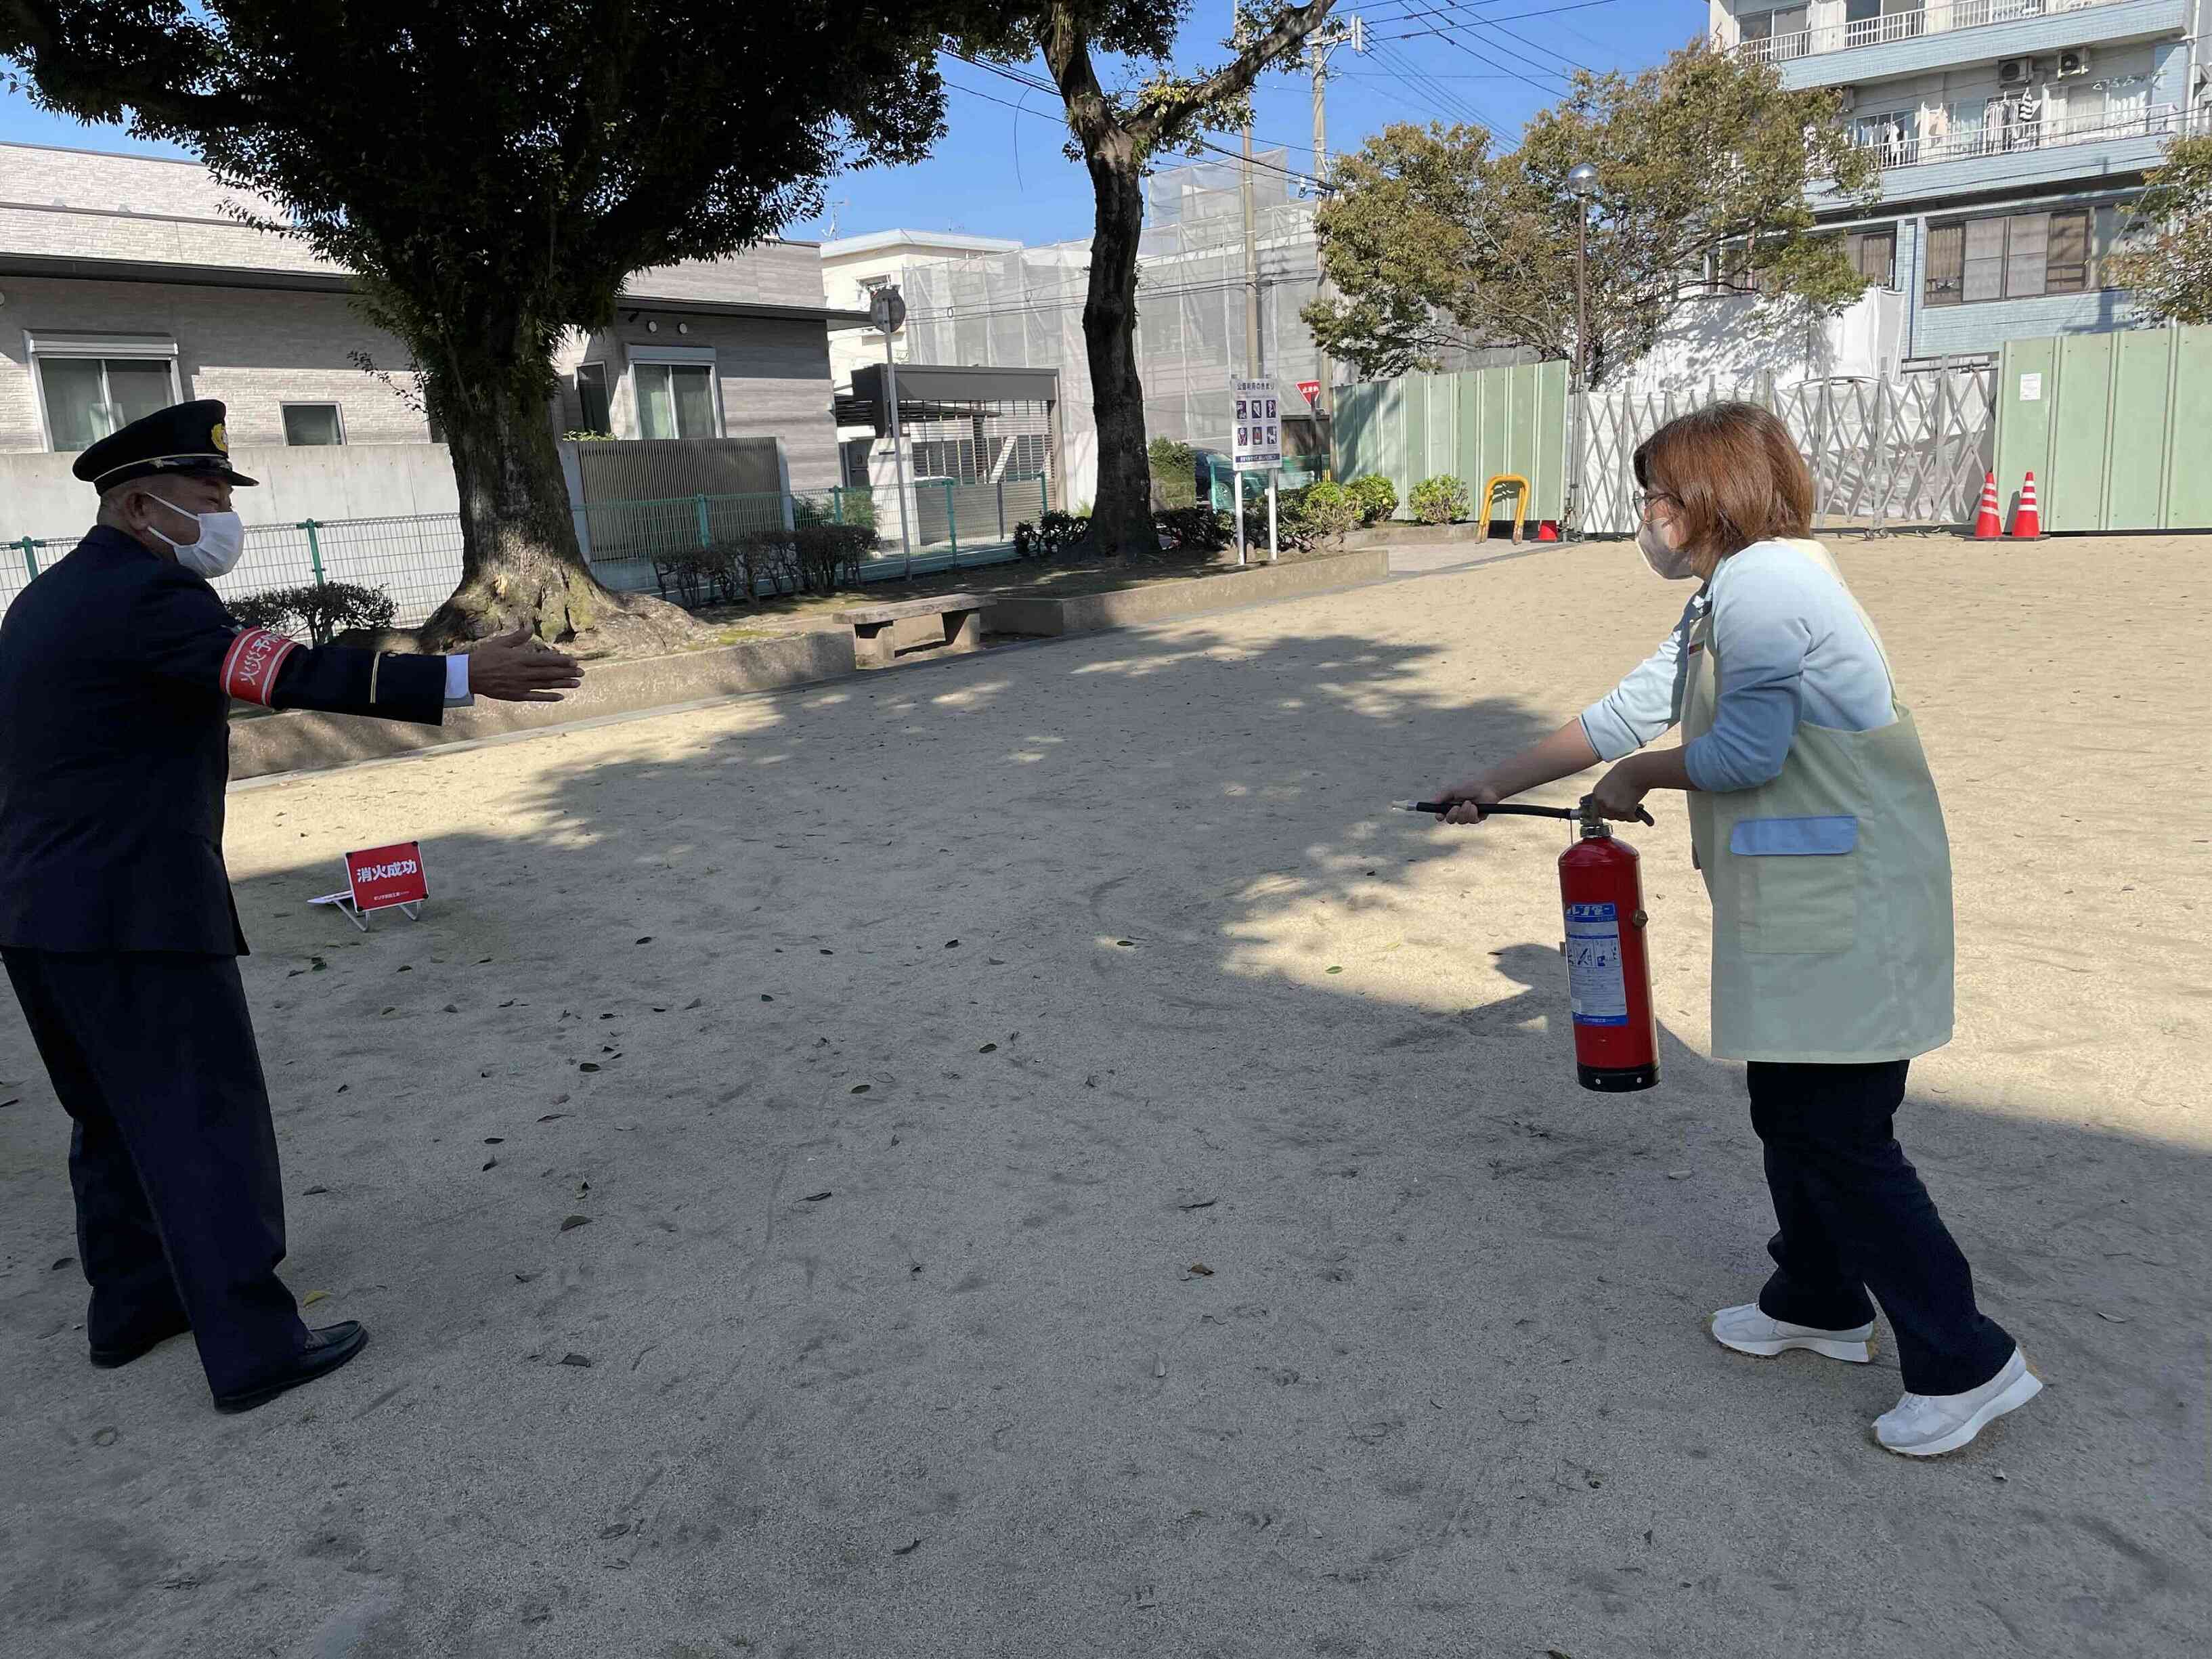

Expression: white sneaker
xmin=1710 ymin=1303 xmax=1875 ymax=1364
xmin=1874 ymin=1346 xmax=2042 ymax=1458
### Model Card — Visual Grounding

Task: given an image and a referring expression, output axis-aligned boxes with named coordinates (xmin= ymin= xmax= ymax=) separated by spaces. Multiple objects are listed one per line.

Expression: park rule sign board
xmin=1232 ymin=379 xmax=1282 ymax=471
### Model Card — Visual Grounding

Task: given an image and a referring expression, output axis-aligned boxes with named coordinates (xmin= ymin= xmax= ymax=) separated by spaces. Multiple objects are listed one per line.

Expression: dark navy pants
xmin=1748 ymin=1059 xmax=2015 ymax=1396
xmin=5 ymin=947 xmax=308 ymax=1398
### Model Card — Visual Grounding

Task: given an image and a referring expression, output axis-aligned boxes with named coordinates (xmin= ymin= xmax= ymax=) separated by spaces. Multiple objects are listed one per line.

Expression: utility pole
xmin=1306 ymin=13 xmax=1362 ymax=421
xmin=1234 ymin=1 xmax=1262 ymax=383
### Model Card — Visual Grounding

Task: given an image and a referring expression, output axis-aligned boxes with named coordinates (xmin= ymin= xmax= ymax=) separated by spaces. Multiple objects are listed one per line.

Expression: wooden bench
xmin=833 ymin=592 xmax=986 ymax=668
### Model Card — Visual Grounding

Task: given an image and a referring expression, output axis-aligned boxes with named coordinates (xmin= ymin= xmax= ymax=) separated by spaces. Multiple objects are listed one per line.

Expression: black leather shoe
xmin=213 ymin=1322 xmax=369 ymax=1414
xmin=89 ymin=1310 xmax=192 ymax=1369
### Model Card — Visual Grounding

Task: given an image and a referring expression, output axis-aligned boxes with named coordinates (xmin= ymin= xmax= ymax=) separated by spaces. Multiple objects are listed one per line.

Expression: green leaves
xmin=2106 ymin=135 xmax=2212 ymax=327
xmin=1305 ymin=41 xmax=1881 ymax=385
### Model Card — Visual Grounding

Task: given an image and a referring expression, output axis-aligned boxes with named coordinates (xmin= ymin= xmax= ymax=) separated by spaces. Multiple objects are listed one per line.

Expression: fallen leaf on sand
xmin=803 ymin=1191 xmax=833 ymax=1203
xmin=945 ymin=940 xmax=959 ymax=949
xmin=560 ymin=1215 xmax=592 ymax=1232
xmin=599 ymin=1523 xmax=630 ymax=1539
xmin=892 ymin=1538 xmax=922 ymax=1556
xmin=683 ymin=997 xmax=703 ymax=1010
xmin=2096 ymin=1310 xmax=2131 ymax=1322
xmin=559 ymin=1353 xmax=592 ymax=1368
xmin=851 ymin=1084 xmax=871 ymax=1095
xmin=538 ymin=1113 xmax=567 ymax=1123
xmin=1186 ymin=1263 xmax=1215 ymax=1276
xmin=482 ymin=1159 xmax=498 ymax=1171
xmin=1177 ymin=1197 xmax=1217 ymax=1210
xmin=978 ymin=1043 xmax=998 ymax=1054
xmin=635 ymin=936 xmax=653 ymax=945
xmin=1326 ymin=966 xmax=1343 ymax=974
xmin=302 ymin=1290 xmax=329 ymax=1307
xmin=51 ymin=1255 xmax=74 ymax=1271
xmin=303 ymin=1186 xmax=330 ymax=1197
xmin=578 ymin=1062 xmax=601 ymax=1073
xmin=1666 ymin=1169 xmax=1692 ymax=1180
xmin=485 ymin=1136 xmax=504 ymax=1144
xmin=761 ymin=995 xmax=775 ymax=1003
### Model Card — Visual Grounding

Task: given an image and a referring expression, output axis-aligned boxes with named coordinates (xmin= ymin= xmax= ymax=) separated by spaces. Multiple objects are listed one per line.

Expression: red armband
xmin=221 ymin=626 xmax=299 ymax=706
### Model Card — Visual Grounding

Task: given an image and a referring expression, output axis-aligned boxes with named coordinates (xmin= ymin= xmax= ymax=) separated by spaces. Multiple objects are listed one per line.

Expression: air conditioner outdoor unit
xmin=2057 ymin=49 xmax=2091 ymax=79
xmin=1998 ymin=58 xmax=2031 ymax=85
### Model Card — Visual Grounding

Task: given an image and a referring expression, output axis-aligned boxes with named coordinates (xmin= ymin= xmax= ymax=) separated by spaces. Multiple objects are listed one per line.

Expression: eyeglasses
xmin=1633 ymin=490 xmax=1676 ymax=514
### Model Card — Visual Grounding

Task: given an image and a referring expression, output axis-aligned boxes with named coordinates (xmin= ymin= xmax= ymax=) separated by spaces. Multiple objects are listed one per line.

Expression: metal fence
xmin=1580 ymin=366 xmax=1997 ymax=536
xmin=5 ymin=477 xmax=1051 ymax=626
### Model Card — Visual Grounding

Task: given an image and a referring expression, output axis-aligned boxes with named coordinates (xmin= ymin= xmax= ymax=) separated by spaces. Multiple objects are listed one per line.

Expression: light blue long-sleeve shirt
xmin=1579 ymin=540 xmax=1896 ymax=793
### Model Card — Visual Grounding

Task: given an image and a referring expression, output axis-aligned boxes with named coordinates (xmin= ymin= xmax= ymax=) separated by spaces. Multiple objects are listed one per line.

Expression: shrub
xmin=1409 ymin=474 xmax=1471 ymax=525
xmin=228 ymin=581 xmax=397 ymax=646
xmin=1014 ymin=510 xmax=1088 ymax=561
xmin=1152 ymin=505 xmax=1232 ymax=553
xmin=791 ymin=523 xmax=873 ymax=593
xmin=1148 ymin=437 xmax=1198 ymax=509
xmin=1297 ymin=479 xmax=1360 ymax=540
xmin=1347 ymin=473 xmax=1397 ymax=525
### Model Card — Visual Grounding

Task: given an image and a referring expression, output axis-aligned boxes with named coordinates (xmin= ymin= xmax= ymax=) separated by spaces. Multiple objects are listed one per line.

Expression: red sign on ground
xmin=347 ymin=841 xmax=428 ymax=913
xmin=1297 ymin=379 xmax=1320 ymax=406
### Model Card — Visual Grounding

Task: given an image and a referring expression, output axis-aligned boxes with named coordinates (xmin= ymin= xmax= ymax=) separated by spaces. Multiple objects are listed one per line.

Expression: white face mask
xmin=143 ymin=494 xmax=246 ymax=578
xmin=1636 ymin=513 xmax=1700 ymax=582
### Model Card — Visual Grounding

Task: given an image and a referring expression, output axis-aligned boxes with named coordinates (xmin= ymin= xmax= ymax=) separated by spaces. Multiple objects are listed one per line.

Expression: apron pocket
xmin=1731 ymin=815 xmax=1859 ymax=954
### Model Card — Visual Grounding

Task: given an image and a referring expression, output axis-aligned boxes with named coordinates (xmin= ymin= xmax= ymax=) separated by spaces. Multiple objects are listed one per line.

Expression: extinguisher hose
xmin=1404 ymin=798 xmax=1656 ymax=827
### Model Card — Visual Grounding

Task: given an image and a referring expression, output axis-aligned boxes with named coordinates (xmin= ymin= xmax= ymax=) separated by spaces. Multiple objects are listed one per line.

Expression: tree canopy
xmin=0 ymin=0 xmax=956 ymax=643
xmin=1303 ymin=41 xmax=1878 ymax=387
xmin=2109 ymin=133 xmax=2212 ymax=327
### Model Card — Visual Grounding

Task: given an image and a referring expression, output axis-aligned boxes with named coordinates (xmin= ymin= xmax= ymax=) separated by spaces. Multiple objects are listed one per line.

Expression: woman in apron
xmin=1433 ymin=402 xmax=2039 ymax=1457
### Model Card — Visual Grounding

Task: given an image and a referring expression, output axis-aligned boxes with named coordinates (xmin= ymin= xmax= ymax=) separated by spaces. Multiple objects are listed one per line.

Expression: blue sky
xmin=0 ymin=2 xmax=1708 ymax=246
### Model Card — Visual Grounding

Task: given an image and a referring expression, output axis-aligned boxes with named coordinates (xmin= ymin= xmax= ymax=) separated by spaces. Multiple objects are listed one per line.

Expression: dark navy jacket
xmin=0 ymin=526 xmax=446 ymax=955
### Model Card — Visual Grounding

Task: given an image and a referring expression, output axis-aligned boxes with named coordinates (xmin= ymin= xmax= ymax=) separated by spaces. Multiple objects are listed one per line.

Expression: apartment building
xmin=1709 ymin=0 xmax=2209 ymax=358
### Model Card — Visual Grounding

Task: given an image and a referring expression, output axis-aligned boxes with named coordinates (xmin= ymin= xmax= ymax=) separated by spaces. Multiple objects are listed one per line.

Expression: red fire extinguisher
xmin=1406 ymin=796 xmax=1661 ymax=1092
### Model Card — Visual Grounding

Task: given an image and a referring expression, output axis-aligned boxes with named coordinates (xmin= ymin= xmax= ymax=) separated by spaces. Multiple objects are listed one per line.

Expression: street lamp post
xmin=1566 ymin=161 xmax=1599 ymax=540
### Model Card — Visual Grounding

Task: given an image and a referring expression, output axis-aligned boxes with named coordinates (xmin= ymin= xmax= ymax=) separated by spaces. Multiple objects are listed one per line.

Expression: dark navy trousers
xmin=1748 ymin=1059 xmax=2015 ymax=1396
xmin=5 ymin=947 xmax=308 ymax=1397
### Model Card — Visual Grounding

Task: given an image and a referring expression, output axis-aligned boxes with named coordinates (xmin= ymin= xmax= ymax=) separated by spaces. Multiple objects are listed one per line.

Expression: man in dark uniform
xmin=0 ymin=400 xmax=582 ymax=1413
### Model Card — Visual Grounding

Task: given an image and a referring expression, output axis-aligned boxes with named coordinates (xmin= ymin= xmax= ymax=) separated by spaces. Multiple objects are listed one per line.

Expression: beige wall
xmin=552 ymin=315 xmax=840 ymax=493
xmin=0 ymin=276 xmax=432 ymax=451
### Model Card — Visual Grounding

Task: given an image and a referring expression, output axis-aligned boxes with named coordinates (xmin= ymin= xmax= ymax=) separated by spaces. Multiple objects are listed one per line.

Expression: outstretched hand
xmin=464 ymin=619 xmax=584 ymax=704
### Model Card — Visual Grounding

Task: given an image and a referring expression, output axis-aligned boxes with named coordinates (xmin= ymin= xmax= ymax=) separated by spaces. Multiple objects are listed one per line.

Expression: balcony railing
xmin=1845 ymin=100 xmax=2184 ymax=168
xmin=1730 ymin=0 xmax=2142 ymax=64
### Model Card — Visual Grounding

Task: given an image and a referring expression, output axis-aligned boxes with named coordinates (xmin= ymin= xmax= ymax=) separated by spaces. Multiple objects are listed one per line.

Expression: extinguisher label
xmin=1565 ymin=901 xmax=1630 ymax=1027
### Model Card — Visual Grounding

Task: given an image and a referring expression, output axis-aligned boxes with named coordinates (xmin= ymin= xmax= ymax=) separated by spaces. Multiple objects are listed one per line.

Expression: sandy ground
xmin=2 ymin=533 xmax=2208 ymax=1659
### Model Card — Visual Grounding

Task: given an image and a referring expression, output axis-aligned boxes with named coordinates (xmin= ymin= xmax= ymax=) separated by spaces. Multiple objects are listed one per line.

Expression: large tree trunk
xmin=1081 ymin=140 xmax=1157 ymax=562
xmin=416 ymin=339 xmax=694 ymax=652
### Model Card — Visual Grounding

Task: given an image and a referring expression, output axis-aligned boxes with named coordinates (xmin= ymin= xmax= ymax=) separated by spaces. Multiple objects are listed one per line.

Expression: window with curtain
xmin=38 ymin=355 xmax=176 ymax=452
xmin=1846 ymin=229 xmax=1897 ymax=286
xmin=1927 ymin=209 xmax=2101 ymax=305
xmin=281 ymin=404 xmax=344 ymax=446
xmin=2045 ymin=211 xmax=2091 ymax=294
xmin=634 ymin=362 xmax=717 ymax=439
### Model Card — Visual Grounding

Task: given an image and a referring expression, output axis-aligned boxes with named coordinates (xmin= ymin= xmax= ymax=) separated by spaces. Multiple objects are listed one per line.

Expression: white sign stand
xmin=1230 ymin=376 xmax=1285 ymax=567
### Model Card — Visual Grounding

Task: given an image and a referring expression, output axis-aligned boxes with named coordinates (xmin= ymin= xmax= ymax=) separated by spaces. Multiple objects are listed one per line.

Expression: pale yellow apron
xmin=1683 ymin=540 xmax=1955 ymax=1063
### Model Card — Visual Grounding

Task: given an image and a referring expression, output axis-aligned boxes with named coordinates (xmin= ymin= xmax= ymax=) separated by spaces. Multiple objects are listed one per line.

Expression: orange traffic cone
xmin=1971 ymin=472 xmax=2002 ymax=539
xmin=1536 ymin=519 xmax=1559 ymax=542
xmin=2010 ymin=471 xmax=2043 ymax=539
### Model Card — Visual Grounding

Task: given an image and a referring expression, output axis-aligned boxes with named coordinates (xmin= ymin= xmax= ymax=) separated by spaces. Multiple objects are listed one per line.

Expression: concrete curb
xmin=227 ymin=629 xmax=856 ymax=782
xmin=982 ymin=548 xmax=1390 ymax=637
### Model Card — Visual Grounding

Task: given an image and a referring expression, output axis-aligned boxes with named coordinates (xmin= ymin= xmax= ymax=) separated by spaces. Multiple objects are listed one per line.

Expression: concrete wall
xmin=1 ymin=442 xmax=460 ymax=540
xmin=0 ymin=275 xmax=432 ymax=452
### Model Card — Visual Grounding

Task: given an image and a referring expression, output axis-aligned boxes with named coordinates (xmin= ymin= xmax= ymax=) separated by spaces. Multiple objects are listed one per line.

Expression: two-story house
xmin=1708 ymin=0 xmax=2209 ymax=360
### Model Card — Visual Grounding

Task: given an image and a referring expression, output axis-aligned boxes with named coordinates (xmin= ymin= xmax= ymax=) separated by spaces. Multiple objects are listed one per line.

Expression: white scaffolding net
xmin=900 ymin=152 xmax=1328 ymax=507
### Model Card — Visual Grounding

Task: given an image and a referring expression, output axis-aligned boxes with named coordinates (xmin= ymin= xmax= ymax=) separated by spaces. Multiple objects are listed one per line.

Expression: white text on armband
xmin=221 ymin=626 xmax=299 ymax=706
